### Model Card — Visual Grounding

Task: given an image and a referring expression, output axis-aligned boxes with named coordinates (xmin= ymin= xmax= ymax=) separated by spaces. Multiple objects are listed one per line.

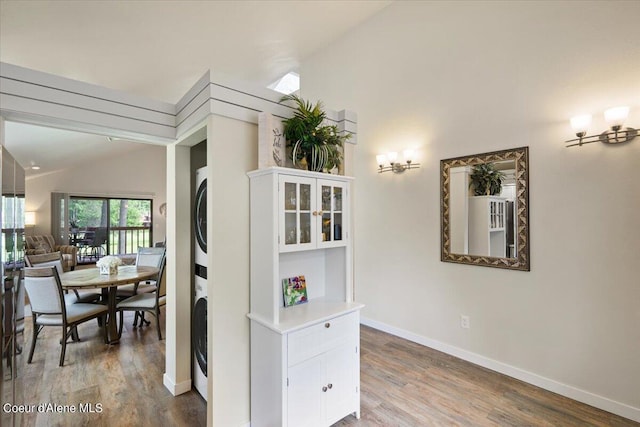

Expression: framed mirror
xmin=441 ymin=146 xmax=529 ymax=271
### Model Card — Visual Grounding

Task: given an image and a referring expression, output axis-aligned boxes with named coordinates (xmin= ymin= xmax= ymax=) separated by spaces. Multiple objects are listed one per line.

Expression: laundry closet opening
xmin=191 ymin=139 xmax=208 ymax=402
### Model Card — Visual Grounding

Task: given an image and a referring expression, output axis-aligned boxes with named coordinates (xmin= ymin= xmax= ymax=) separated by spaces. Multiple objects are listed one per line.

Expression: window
xmin=1 ymin=193 xmax=25 ymax=266
xmin=69 ymin=197 xmax=152 ymax=260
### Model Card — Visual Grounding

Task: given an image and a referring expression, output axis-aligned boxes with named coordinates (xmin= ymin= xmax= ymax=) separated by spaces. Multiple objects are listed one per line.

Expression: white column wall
xmin=163 ymin=143 xmax=193 ymax=395
xmin=206 ymin=114 xmax=257 ymax=426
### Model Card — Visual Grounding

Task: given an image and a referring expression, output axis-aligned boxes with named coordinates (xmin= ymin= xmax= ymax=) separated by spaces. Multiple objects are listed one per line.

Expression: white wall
xmin=207 ymin=114 xmax=257 ymax=426
xmin=25 ymin=143 xmax=167 ymax=244
xmin=301 ymin=0 xmax=640 ymax=419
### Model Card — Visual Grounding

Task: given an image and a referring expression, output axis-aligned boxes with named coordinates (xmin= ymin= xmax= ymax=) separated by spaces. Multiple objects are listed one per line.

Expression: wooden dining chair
xmin=117 ymin=257 xmax=167 ymax=340
xmin=23 ymin=267 xmax=109 ymax=366
xmin=116 ymin=246 xmax=166 ymax=326
xmin=3 ymin=276 xmax=25 ymax=372
xmin=15 ymin=277 xmax=25 ymax=354
xmin=25 ymin=252 xmax=101 ymax=304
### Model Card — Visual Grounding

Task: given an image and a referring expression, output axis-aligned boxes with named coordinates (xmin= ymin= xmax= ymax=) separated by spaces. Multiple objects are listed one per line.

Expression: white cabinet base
xmin=250 ymin=309 xmax=362 ymax=427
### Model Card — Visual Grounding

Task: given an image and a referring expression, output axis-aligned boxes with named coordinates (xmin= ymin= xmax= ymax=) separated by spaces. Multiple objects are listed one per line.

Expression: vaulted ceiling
xmin=0 ymin=0 xmax=391 ymax=175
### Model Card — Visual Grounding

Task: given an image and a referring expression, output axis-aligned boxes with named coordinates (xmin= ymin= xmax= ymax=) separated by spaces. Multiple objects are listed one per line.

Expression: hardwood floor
xmin=337 ymin=326 xmax=638 ymax=427
xmin=4 ymin=320 xmax=637 ymax=426
xmin=2 ymin=308 xmax=206 ymax=427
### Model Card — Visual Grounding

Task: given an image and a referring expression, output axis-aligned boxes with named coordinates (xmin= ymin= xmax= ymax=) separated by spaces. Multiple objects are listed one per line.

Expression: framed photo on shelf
xmin=282 ymin=275 xmax=308 ymax=307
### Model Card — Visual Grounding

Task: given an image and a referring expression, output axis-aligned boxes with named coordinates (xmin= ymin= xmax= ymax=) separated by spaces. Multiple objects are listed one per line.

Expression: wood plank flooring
xmin=336 ymin=326 xmax=638 ymax=427
xmin=2 ymin=308 xmax=206 ymax=427
xmin=4 ymin=320 xmax=637 ymax=426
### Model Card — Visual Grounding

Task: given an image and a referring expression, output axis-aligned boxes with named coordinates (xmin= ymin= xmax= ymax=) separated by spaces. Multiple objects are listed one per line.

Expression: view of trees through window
xmin=1 ymin=194 xmax=25 ymax=264
xmin=70 ymin=197 xmax=152 ymax=257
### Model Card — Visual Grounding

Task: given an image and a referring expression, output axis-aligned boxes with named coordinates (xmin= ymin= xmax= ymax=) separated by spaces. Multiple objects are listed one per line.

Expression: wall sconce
xmin=566 ymin=106 xmax=638 ymax=147
xmin=25 ymin=211 xmax=36 ymax=227
xmin=376 ymin=150 xmax=420 ymax=173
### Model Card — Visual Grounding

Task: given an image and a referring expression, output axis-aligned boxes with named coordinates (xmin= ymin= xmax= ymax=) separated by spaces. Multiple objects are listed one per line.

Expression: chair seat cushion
xmin=36 ymin=303 xmax=108 ymax=326
xmin=118 ymin=294 xmax=165 ymax=310
xmin=116 ymin=282 xmax=156 ymax=297
xmin=117 ymin=293 xmax=155 ymax=309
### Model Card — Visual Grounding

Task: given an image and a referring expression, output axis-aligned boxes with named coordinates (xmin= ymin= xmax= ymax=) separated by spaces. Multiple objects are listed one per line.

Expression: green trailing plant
xmin=469 ymin=163 xmax=505 ymax=196
xmin=324 ymin=145 xmax=343 ymax=173
xmin=280 ymin=94 xmax=351 ymax=172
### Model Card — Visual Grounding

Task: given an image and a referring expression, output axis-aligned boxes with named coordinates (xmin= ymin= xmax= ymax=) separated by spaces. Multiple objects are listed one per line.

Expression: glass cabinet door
xmin=488 ymin=199 xmax=505 ymax=230
xmin=317 ymin=180 xmax=347 ymax=248
xmin=280 ymin=176 xmax=316 ymax=251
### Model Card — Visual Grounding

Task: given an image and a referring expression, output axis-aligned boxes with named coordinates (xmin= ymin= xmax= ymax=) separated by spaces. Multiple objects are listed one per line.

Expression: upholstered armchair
xmin=25 ymin=235 xmax=77 ymax=271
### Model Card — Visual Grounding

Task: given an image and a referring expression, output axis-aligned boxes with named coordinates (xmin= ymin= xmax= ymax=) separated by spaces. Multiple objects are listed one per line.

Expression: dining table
xmin=60 ymin=265 xmax=159 ymax=344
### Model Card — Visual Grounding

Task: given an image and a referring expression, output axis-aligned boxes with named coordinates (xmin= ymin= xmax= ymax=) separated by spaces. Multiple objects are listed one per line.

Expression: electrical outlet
xmin=460 ymin=315 xmax=470 ymax=329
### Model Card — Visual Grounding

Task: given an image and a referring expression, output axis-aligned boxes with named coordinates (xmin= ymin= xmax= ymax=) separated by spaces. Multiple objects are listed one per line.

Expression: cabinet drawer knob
xmin=327 ymin=383 xmax=333 ymax=389
xmin=322 ymin=386 xmax=328 ymax=392
xmin=324 ymin=322 xmax=331 ymax=328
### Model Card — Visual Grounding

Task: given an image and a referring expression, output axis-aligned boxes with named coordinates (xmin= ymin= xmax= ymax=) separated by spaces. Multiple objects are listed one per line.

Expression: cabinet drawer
xmin=288 ymin=312 xmax=357 ymax=367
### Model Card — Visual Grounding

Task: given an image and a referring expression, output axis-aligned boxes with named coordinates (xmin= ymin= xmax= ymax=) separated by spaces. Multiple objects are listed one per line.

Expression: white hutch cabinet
xmin=248 ymin=167 xmax=363 ymax=427
xmin=468 ymin=195 xmax=507 ymax=257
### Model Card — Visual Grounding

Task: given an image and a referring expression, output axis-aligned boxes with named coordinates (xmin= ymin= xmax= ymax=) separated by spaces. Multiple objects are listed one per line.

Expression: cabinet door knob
xmin=327 ymin=383 xmax=333 ymax=389
xmin=325 ymin=322 xmax=331 ymax=328
xmin=322 ymin=386 xmax=328 ymax=392
xmin=312 ymin=211 xmax=318 ymax=216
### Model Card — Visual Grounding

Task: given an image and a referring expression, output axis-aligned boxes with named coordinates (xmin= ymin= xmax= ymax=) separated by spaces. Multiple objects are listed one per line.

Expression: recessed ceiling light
xmin=31 ymin=165 xmax=41 ymax=170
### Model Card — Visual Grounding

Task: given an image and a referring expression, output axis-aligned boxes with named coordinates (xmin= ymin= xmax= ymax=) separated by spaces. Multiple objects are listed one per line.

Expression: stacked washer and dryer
xmin=193 ymin=166 xmax=208 ymax=400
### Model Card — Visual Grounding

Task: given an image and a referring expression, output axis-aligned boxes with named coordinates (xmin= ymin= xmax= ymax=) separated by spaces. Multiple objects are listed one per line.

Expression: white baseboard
xmin=163 ymin=373 xmax=192 ymax=396
xmin=361 ymin=317 xmax=640 ymax=423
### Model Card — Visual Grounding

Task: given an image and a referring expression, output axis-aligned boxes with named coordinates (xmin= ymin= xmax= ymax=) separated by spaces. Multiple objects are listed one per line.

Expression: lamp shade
xmin=387 ymin=152 xmax=398 ymax=163
xmin=376 ymin=154 xmax=387 ymax=166
xmin=604 ymin=106 xmax=629 ymax=127
xmin=25 ymin=211 xmax=36 ymax=226
xmin=403 ymin=149 xmax=415 ymax=163
xmin=570 ymin=114 xmax=592 ymax=134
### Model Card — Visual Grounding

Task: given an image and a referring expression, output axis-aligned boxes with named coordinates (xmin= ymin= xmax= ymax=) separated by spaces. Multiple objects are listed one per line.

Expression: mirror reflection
xmin=450 ymin=160 xmax=516 ymax=258
xmin=441 ymin=147 xmax=529 ymax=271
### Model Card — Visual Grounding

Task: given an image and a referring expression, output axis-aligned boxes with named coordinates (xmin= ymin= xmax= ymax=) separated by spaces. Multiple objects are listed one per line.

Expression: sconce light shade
xmin=566 ymin=106 xmax=637 ymax=147
xmin=376 ymin=150 xmax=420 ymax=174
xmin=403 ymin=149 xmax=415 ymax=163
xmin=25 ymin=211 xmax=36 ymax=226
xmin=604 ymin=106 xmax=629 ymax=128
xmin=570 ymin=114 xmax=592 ymax=136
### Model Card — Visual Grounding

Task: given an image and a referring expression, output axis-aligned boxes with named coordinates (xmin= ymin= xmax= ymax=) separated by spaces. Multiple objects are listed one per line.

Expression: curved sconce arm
xmin=376 ymin=150 xmax=421 ymax=174
xmin=566 ymin=106 xmax=638 ymax=148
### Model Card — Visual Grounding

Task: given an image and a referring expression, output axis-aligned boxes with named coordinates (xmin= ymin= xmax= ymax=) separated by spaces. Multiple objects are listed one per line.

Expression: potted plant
xmin=280 ymin=94 xmax=351 ymax=172
xmin=469 ymin=163 xmax=505 ymax=196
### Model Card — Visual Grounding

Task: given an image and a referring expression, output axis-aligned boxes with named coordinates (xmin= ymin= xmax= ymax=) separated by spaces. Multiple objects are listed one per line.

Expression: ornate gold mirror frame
xmin=441 ymin=146 xmax=530 ymax=271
